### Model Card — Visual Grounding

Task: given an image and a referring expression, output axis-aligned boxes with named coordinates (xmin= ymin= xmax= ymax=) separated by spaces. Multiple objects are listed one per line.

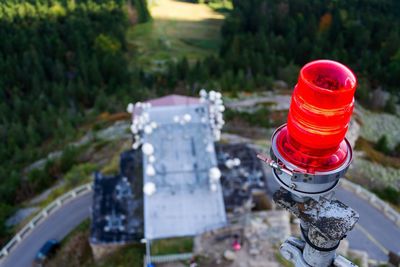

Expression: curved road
xmin=336 ymin=188 xmax=400 ymax=261
xmin=2 ymin=174 xmax=400 ymax=266
xmin=1 ymin=192 xmax=92 ymax=267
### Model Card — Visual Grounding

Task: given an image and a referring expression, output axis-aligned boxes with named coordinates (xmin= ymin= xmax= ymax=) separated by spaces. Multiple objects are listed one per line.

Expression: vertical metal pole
xmin=145 ymin=239 xmax=151 ymax=266
xmin=298 ymin=220 xmax=337 ymax=267
xmin=302 ymin=227 xmax=339 ymax=267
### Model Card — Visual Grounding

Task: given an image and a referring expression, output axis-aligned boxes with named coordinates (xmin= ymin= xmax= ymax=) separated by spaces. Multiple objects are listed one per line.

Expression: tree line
xmin=0 ymin=0 xmax=150 ymax=241
xmin=153 ymin=0 xmax=400 ymax=98
xmin=219 ymin=0 xmax=400 ymax=93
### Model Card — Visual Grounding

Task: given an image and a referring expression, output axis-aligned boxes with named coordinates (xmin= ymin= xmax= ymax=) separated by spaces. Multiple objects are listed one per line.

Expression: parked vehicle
xmin=33 ymin=239 xmax=59 ymax=266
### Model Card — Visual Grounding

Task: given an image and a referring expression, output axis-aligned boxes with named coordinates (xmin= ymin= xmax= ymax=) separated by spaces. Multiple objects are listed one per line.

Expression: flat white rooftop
xmin=142 ymin=104 xmax=226 ymax=239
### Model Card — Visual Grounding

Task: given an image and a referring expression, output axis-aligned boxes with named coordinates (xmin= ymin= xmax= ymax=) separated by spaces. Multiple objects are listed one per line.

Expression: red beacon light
xmin=270 ymin=60 xmax=357 ymax=196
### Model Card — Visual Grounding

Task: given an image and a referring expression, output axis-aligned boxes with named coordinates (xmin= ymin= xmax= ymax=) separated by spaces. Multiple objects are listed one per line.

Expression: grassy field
xmin=127 ymin=0 xmax=227 ymax=72
xmin=151 ymin=237 xmax=193 ymax=255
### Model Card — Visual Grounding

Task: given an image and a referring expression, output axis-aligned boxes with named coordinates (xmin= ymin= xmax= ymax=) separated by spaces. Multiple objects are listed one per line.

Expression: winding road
xmin=1 ymin=172 xmax=400 ymax=267
xmin=1 ymin=192 xmax=92 ymax=267
xmin=336 ymin=188 xmax=400 ymax=261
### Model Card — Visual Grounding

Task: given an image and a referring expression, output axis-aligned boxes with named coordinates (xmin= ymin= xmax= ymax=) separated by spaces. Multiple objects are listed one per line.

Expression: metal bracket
xmin=280 ymin=236 xmax=358 ymax=267
xmin=257 ymin=151 xmax=348 ymax=195
xmin=333 ymin=255 xmax=359 ymax=267
xmin=257 ymin=153 xmax=293 ymax=177
xmin=280 ymin=237 xmax=310 ymax=267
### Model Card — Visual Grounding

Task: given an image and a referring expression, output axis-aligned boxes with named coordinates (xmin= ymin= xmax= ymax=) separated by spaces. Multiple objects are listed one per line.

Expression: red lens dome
xmin=276 ymin=60 xmax=357 ymax=171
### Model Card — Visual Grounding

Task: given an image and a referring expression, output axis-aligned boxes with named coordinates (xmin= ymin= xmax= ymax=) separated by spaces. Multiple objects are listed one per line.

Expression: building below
xmin=216 ymin=143 xmax=267 ymax=211
xmin=89 ymin=93 xmax=269 ymax=262
xmin=139 ymin=101 xmax=227 ymax=240
xmin=89 ymin=150 xmax=143 ymax=260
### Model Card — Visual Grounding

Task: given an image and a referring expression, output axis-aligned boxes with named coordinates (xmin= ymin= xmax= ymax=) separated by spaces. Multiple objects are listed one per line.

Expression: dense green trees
xmin=163 ymin=0 xmax=400 ymax=95
xmin=0 ymin=0 xmax=151 ymax=241
xmin=134 ymin=0 xmax=151 ymax=22
xmin=217 ymin=0 xmax=400 ymax=91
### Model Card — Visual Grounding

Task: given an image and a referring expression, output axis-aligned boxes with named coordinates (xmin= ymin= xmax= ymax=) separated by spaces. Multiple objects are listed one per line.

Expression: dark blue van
xmin=33 ymin=239 xmax=59 ymax=266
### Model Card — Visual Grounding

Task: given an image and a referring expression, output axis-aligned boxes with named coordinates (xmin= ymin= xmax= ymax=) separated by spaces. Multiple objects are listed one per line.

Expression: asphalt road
xmin=2 ymin=173 xmax=400 ymax=266
xmin=1 ymin=192 xmax=92 ymax=267
xmin=265 ymin=170 xmax=400 ymax=262
xmin=336 ymin=188 xmax=400 ymax=261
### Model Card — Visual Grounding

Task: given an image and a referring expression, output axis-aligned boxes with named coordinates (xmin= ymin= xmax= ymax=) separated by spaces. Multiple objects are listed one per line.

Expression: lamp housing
xmin=271 ymin=60 xmax=357 ymax=196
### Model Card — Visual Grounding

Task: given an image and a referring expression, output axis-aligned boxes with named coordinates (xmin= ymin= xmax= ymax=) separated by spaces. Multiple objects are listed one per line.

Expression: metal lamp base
xmin=280 ymin=236 xmax=358 ymax=267
xmin=269 ymin=125 xmax=353 ymax=197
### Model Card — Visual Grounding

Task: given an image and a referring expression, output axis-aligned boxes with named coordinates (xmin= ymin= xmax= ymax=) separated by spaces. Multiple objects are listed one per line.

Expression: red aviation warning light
xmin=264 ymin=59 xmax=357 ymax=195
xmin=258 ymin=60 xmax=360 ymax=267
xmin=276 ymin=60 xmax=357 ymax=172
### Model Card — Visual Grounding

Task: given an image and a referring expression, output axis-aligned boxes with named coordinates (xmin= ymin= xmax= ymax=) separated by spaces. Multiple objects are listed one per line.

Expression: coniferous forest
xmin=217 ymin=0 xmax=400 ymax=94
xmin=1 ymin=0 xmax=400 ymax=240
xmin=183 ymin=0 xmax=400 ymax=94
xmin=148 ymin=0 xmax=400 ymax=96
xmin=0 ymin=0 xmax=146 ymax=238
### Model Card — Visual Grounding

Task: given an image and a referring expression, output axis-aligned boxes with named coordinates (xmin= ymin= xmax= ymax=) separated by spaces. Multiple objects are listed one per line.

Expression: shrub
xmin=375 ymin=135 xmax=390 ymax=155
xmin=373 ymin=186 xmax=400 ymax=206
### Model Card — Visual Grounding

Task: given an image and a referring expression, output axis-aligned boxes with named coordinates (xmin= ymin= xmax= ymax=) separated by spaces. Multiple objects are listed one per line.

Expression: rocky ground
xmin=193 ymin=210 xmax=291 ymax=267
